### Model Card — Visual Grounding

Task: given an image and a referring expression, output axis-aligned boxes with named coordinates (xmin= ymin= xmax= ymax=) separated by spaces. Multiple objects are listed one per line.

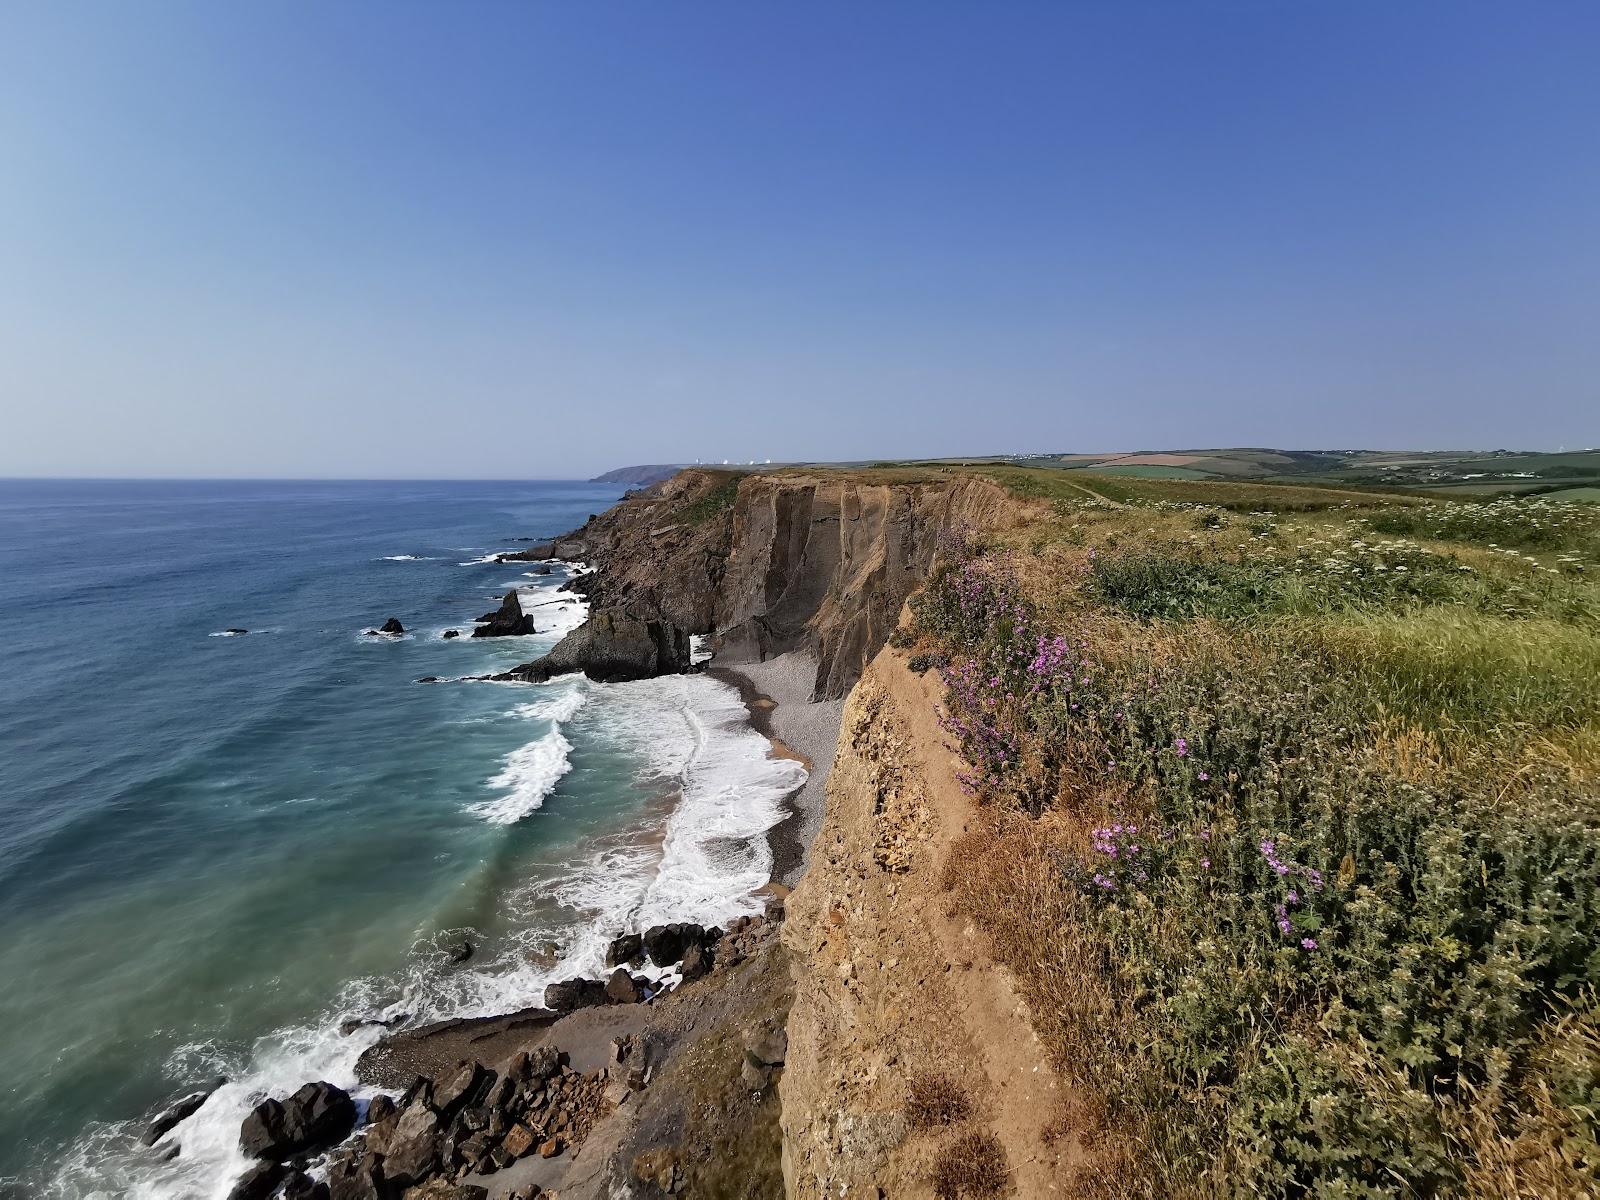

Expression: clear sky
xmin=1 ymin=2 xmax=1596 ymax=479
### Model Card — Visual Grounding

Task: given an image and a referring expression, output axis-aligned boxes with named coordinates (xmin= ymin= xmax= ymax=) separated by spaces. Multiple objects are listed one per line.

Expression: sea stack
xmin=471 ymin=590 xmax=537 ymax=637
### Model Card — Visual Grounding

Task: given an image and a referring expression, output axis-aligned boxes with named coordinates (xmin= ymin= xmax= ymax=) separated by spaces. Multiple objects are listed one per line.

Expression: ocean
xmin=0 ymin=479 xmax=804 ymax=1198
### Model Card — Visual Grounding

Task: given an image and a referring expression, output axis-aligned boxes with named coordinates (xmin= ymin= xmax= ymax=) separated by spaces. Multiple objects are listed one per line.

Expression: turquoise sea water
xmin=0 ymin=480 xmax=803 ymax=1198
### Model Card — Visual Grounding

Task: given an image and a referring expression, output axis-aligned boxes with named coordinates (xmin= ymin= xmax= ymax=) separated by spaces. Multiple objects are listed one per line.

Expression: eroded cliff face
xmin=556 ymin=469 xmax=1016 ymax=699
xmin=781 ymin=650 xmax=1077 ymax=1198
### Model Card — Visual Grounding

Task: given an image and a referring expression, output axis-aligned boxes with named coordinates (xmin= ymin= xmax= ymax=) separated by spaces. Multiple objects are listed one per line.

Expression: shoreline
xmin=353 ymin=652 xmax=840 ymax=1094
xmin=709 ymin=651 xmax=846 ymax=887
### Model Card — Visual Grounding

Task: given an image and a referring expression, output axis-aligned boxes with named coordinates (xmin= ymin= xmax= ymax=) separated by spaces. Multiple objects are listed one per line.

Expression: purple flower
xmin=1196 ymin=770 xmax=1209 ymax=781
xmin=1199 ymin=857 xmax=1211 ymax=870
xmin=1174 ymin=737 xmax=1189 ymax=758
xmin=1300 ymin=938 xmax=1318 ymax=951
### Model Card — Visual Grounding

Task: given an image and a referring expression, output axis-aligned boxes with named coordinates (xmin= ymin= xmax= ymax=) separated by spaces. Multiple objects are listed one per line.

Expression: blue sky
xmin=1 ymin=2 xmax=1596 ymax=478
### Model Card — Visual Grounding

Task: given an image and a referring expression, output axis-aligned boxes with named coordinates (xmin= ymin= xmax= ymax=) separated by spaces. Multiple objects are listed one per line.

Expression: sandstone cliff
xmin=538 ymin=469 xmax=1017 ymax=699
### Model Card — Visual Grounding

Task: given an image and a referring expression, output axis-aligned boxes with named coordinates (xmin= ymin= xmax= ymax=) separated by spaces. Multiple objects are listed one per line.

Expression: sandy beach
xmin=710 ymin=651 xmax=846 ymax=886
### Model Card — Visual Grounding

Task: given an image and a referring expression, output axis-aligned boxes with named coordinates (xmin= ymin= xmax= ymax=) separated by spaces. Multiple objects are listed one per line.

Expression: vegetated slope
xmin=894 ymin=476 xmax=1600 ymax=1196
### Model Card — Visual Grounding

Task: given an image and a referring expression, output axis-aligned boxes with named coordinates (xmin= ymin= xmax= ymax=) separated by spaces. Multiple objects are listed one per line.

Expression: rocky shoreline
xmin=201 ymin=897 xmax=792 ymax=1200
xmin=133 ymin=467 xmax=984 ymax=1198
xmin=161 ymin=492 xmax=843 ymax=1198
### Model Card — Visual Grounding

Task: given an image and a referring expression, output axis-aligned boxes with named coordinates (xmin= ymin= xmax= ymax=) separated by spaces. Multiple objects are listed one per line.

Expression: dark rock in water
xmin=142 ymin=1078 xmax=224 ymax=1144
xmin=642 ymin=922 xmax=707 ymax=968
xmin=226 ymin=1160 xmax=287 ymax=1200
xmin=416 ymin=676 xmax=440 ymax=684
xmin=745 ymin=1025 xmax=788 ymax=1067
xmin=494 ymin=608 xmax=688 ymax=684
xmin=441 ymin=628 xmax=460 ymax=639
xmin=449 ymin=940 xmax=474 ymax=964
xmin=223 ymin=628 xmax=250 ymax=636
xmin=238 ymin=1081 xmax=356 ymax=1161
xmin=338 ymin=1012 xmax=407 ymax=1037
xmin=605 ymin=968 xmax=644 ymax=1005
xmin=529 ymin=563 xmax=553 ymax=575
xmin=471 ymin=590 xmax=536 ymax=638
xmin=278 ymin=1168 xmax=329 ymax=1200
xmin=156 ymin=1143 xmax=180 ymax=1163
xmin=380 ymin=617 xmax=405 ymax=634
xmin=605 ymin=932 xmax=643 ymax=967
xmin=544 ymin=977 xmax=608 ymax=1012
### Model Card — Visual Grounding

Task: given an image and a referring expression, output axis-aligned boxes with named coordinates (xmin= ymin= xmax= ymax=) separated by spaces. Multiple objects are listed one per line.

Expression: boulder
xmin=399 ymin=1182 xmax=488 ymax=1200
xmin=442 ymin=629 xmax=460 ymax=639
xmin=605 ymin=933 xmax=643 ymax=967
xmin=227 ymin=1161 xmax=286 ymax=1200
xmin=495 ymin=608 xmax=689 ymax=684
xmin=142 ymin=1078 xmax=223 ymax=1145
xmin=641 ymin=923 xmax=706 ymax=968
xmin=365 ymin=1094 xmax=397 ymax=1126
xmin=324 ymin=1153 xmax=387 ymax=1200
xmin=604 ymin=968 xmax=644 ymax=1005
xmin=379 ymin=1102 xmax=443 ymax=1188
xmin=544 ymin=977 xmax=608 ymax=1013
xmin=431 ymin=1061 xmax=489 ymax=1120
xmin=678 ymin=941 xmax=712 ymax=983
xmin=238 ymin=1082 xmax=356 ymax=1161
xmin=501 ymin=1123 xmax=537 ymax=1159
xmin=279 ymin=1169 xmax=330 ymax=1200
xmin=379 ymin=617 xmax=405 ymax=635
xmin=472 ymin=591 xmax=537 ymax=638
xmin=523 ymin=1045 xmax=564 ymax=1082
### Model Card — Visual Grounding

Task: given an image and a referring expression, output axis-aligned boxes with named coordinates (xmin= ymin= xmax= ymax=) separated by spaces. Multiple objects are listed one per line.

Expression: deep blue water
xmin=0 ymin=480 xmax=802 ymax=1199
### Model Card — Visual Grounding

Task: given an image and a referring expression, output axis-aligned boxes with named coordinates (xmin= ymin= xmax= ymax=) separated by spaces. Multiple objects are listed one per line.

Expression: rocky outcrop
xmin=142 ymin=1078 xmax=224 ymax=1144
xmin=496 ymin=608 xmax=688 ymax=684
xmin=366 ymin=617 xmax=405 ymax=636
xmin=531 ymin=469 xmax=1015 ymax=699
xmin=326 ymin=1047 xmax=605 ymax=1197
xmin=471 ymin=591 xmax=536 ymax=638
xmin=239 ymin=1081 xmax=357 ymax=1162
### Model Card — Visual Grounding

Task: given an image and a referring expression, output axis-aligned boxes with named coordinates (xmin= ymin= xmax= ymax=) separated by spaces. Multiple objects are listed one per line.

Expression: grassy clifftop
xmin=903 ymin=475 xmax=1599 ymax=1196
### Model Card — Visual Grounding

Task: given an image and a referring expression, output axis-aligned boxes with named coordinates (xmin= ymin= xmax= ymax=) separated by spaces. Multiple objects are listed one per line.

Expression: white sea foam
xmin=690 ymin=634 xmax=713 ymax=665
xmin=469 ymin=728 xmax=575 ymax=824
xmin=377 ymin=554 xmax=434 ymax=561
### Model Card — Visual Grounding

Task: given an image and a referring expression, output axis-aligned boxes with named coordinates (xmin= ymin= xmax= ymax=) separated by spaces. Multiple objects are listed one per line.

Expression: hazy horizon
xmin=3 ymin=2 xmax=1597 ymax=479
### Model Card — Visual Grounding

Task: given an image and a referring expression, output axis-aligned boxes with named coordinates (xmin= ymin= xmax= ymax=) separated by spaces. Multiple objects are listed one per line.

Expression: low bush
xmin=931 ymin=1130 xmax=1008 ymax=1198
xmin=905 ymin=1071 xmax=972 ymax=1129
